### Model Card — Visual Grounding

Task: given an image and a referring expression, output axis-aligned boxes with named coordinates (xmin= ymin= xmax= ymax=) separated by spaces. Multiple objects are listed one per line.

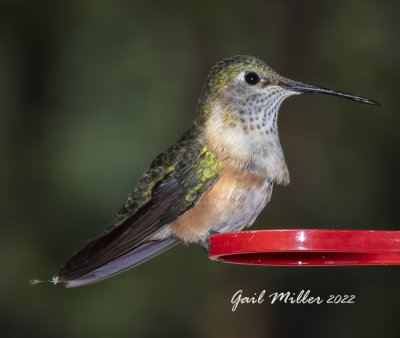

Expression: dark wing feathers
xmin=64 ymin=237 xmax=179 ymax=287
xmin=57 ymin=131 xmax=221 ymax=282
xmin=57 ymin=173 xmax=186 ymax=281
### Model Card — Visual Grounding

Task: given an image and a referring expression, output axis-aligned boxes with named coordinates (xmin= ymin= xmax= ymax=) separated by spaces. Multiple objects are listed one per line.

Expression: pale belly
xmin=152 ymin=167 xmax=273 ymax=243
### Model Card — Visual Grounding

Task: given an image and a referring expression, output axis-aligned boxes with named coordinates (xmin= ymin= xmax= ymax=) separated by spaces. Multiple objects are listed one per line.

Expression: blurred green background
xmin=1 ymin=0 xmax=399 ymax=337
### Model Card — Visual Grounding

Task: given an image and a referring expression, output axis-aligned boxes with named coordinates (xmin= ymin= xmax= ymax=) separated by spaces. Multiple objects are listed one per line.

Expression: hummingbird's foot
xmin=201 ymin=230 xmax=220 ymax=252
xmin=202 ymin=240 xmax=209 ymax=253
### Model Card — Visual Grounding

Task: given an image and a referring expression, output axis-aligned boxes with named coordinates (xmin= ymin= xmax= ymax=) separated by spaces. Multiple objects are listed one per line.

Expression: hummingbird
xmin=54 ymin=55 xmax=378 ymax=287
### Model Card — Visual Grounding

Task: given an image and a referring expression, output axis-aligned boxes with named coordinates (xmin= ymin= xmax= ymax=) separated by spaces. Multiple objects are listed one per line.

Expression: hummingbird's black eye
xmin=244 ymin=72 xmax=260 ymax=85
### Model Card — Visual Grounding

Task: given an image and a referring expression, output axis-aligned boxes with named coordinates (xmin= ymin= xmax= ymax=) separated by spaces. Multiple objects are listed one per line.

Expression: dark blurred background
xmin=1 ymin=0 xmax=399 ymax=337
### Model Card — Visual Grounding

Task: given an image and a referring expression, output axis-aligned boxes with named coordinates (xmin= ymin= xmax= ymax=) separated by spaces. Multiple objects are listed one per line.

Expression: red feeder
xmin=208 ymin=229 xmax=400 ymax=266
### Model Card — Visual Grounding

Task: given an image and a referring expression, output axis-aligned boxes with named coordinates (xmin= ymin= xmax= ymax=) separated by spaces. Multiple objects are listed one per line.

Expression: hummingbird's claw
xmin=202 ymin=230 xmax=220 ymax=252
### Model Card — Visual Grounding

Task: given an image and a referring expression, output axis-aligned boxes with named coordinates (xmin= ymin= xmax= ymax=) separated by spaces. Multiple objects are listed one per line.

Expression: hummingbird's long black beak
xmin=279 ymin=81 xmax=379 ymax=106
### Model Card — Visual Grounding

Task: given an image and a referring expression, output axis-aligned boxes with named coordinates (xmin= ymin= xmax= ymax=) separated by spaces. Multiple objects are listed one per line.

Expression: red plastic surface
xmin=208 ymin=229 xmax=400 ymax=266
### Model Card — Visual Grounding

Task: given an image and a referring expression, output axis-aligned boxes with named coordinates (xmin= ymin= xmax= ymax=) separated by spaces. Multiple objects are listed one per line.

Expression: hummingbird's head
xmin=198 ymin=55 xmax=378 ymax=132
xmin=198 ymin=55 xmax=378 ymax=180
xmin=199 ymin=55 xmax=297 ymax=135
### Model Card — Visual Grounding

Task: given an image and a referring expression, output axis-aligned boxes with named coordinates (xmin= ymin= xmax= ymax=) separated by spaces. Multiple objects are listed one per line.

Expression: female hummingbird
xmin=54 ymin=55 xmax=378 ymax=287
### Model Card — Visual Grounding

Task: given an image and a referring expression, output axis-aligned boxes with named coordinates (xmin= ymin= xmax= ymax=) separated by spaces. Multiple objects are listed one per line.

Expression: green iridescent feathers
xmin=106 ymin=127 xmax=222 ymax=232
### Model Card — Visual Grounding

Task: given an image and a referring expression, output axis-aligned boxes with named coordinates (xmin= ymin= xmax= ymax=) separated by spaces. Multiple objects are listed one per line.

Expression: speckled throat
xmin=203 ymin=85 xmax=299 ymax=184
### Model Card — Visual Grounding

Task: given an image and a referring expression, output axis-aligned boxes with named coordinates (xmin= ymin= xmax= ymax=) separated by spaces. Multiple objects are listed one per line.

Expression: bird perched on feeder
xmin=55 ymin=55 xmax=378 ymax=287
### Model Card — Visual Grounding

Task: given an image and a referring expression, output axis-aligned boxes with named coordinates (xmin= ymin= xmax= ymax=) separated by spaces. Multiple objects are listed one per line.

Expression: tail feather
xmin=55 ymin=237 xmax=179 ymax=288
